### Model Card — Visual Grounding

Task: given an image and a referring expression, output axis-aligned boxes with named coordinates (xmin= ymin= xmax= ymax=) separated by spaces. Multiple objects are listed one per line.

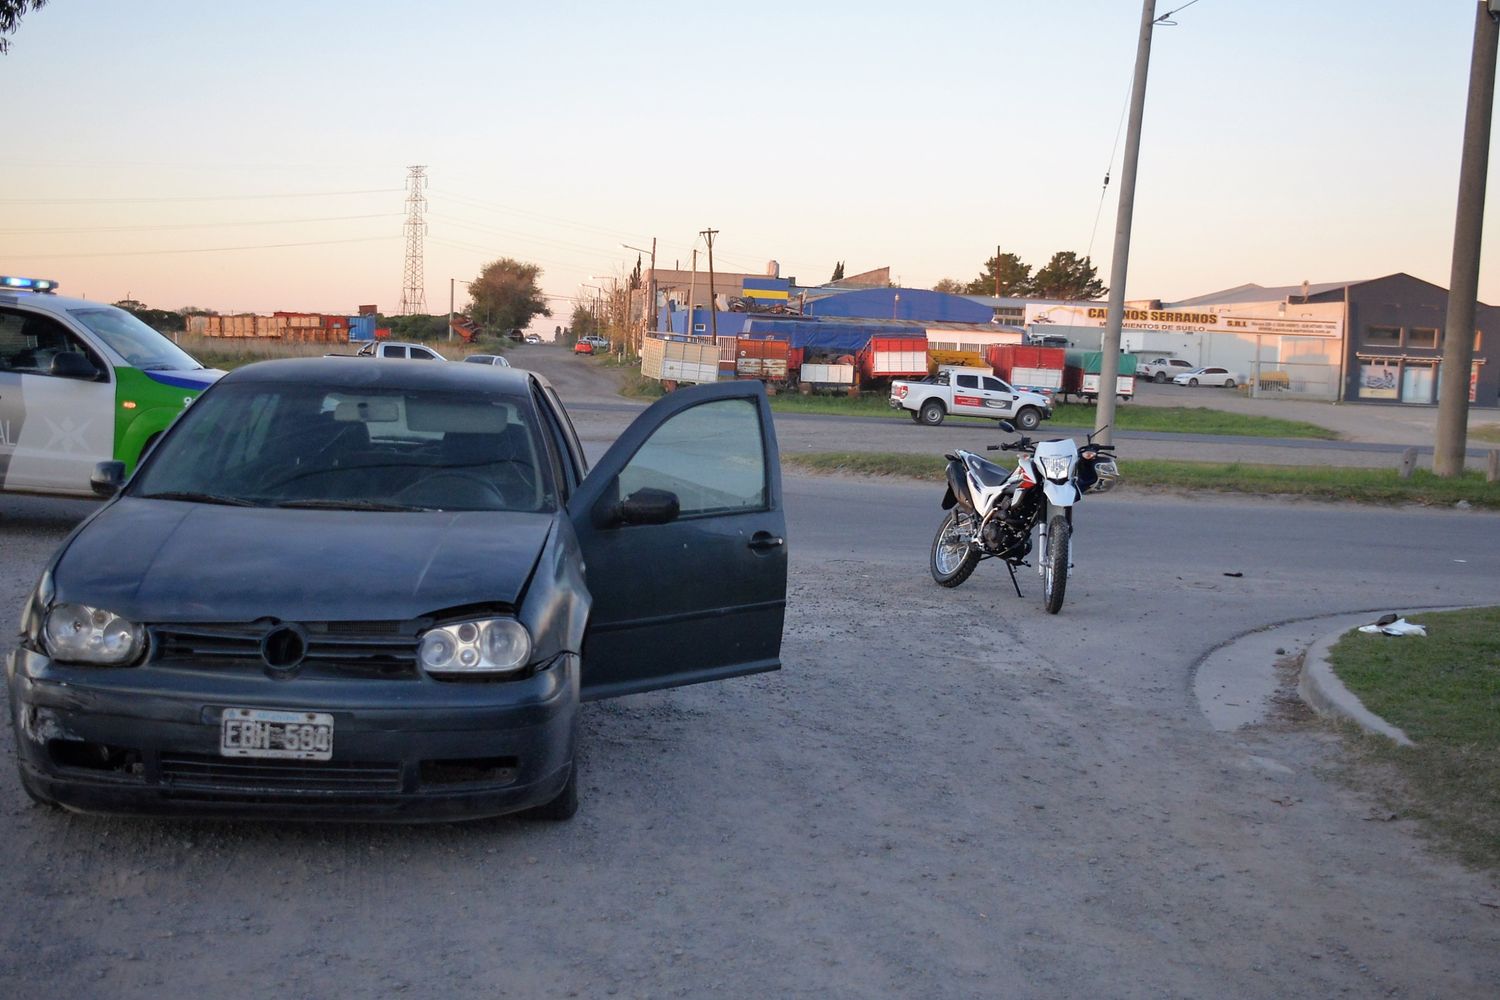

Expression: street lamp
xmin=621 ymin=239 xmax=657 ymax=339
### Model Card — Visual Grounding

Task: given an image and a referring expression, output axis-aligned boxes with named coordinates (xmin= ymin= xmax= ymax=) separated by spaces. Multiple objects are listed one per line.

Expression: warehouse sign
xmin=1026 ymin=304 xmax=1342 ymax=339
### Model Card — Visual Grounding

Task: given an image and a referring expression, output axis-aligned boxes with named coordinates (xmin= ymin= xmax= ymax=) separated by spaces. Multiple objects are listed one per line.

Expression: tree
xmin=830 ymin=261 xmax=845 ymax=282
xmin=0 ymin=0 xmax=45 ymax=54
xmin=568 ymin=303 xmax=597 ymax=343
xmin=466 ymin=258 xmax=551 ymax=335
xmin=629 ymin=255 xmax=642 ymax=291
xmin=962 ymin=251 xmax=1033 ymax=297
xmin=932 ymin=278 xmax=966 ymax=295
xmin=1029 ymin=251 xmax=1106 ymax=301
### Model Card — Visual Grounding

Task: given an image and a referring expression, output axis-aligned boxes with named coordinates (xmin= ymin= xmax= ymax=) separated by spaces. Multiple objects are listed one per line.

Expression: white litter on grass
xmin=1358 ymin=618 xmax=1427 ymax=637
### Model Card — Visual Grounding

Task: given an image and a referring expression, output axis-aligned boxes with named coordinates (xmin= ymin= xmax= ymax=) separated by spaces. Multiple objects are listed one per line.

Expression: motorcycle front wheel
xmin=931 ymin=509 xmax=980 ymax=588
xmin=1043 ymin=515 xmax=1070 ymax=614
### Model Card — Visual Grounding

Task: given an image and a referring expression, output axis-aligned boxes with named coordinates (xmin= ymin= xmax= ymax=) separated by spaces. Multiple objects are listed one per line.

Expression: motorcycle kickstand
xmin=1004 ymin=560 xmax=1024 ymax=598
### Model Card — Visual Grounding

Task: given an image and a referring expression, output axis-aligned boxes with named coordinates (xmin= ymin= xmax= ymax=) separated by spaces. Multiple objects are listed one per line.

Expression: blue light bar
xmin=0 ymin=276 xmax=59 ymax=292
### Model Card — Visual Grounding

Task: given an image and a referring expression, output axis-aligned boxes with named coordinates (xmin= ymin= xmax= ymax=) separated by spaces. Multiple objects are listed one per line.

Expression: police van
xmin=0 ymin=276 xmax=221 ymax=498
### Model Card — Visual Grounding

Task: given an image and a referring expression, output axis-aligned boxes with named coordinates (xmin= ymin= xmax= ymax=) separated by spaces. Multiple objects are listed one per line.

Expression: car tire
xmin=1014 ymin=406 xmax=1042 ymax=432
xmin=522 ymin=759 xmax=578 ymax=822
xmin=909 ymin=409 xmax=923 ymax=423
xmin=1153 ymin=372 xmax=1167 ymax=383
xmin=1224 ymin=378 xmax=1236 ymax=388
xmin=1188 ymin=378 xmax=1199 ymax=387
xmin=919 ymin=401 xmax=945 ymax=426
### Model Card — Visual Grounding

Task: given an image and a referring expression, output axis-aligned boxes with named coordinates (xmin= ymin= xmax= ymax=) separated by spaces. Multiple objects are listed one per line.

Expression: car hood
xmin=53 ymin=497 xmax=556 ymax=624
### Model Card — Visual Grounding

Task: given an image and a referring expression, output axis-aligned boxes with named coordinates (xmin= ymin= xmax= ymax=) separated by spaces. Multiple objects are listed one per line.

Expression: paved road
xmin=2 ymin=350 xmax=1498 ymax=998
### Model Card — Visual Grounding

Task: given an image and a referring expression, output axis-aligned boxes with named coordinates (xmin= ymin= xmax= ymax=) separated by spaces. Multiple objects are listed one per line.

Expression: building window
xmin=1407 ymin=327 xmax=1439 ymax=349
xmin=1364 ymin=325 xmax=1400 ymax=347
xmin=1358 ymin=360 xmax=1399 ymax=400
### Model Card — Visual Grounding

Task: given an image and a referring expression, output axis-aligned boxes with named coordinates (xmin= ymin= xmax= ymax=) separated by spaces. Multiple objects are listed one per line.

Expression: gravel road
xmin=2 ymin=348 xmax=1497 ymax=998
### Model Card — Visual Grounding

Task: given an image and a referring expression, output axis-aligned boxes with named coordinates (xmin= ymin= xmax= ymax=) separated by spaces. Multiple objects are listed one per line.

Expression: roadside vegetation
xmin=763 ymin=392 xmax=1337 ymax=439
xmin=781 ymin=451 xmax=1500 ymax=509
xmin=1327 ymin=607 xmax=1500 ymax=868
xmin=178 ymin=333 xmax=507 ymax=371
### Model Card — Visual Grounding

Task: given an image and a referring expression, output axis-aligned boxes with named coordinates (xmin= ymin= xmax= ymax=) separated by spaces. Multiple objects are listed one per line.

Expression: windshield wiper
xmin=139 ymin=491 xmax=257 ymax=507
xmin=275 ymin=498 xmax=432 ymax=512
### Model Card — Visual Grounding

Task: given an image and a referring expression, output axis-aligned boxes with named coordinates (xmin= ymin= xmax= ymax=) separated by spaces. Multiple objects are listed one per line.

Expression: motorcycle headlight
xmin=418 ymin=618 xmax=531 ymax=678
xmin=43 ymin=603 xmax=145 ymax=666
xmin=1038 ymin=455 xmax=1072 ymax=480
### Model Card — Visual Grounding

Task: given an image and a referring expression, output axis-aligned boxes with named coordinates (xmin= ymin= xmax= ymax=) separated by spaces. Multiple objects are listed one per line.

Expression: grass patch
xmin=1327 ymin=607 xmax=1500 ymax=868
xmin=763 ymin=391 xmax=1336 ymax=439
xmin=781 ymin=451 xmax=1500 ymax=508
xmin=1472 ymin=424 xmax=1500 ymax=444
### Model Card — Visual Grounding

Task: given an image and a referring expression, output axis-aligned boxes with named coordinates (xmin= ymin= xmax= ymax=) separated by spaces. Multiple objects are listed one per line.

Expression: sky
xmin=2 ymin=0 xmax=1498 ymax=322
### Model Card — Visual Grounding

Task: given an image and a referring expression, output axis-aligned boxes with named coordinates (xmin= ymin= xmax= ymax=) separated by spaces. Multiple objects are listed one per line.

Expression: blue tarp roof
xmin=738 ymin=318 xmax=918 ymax=353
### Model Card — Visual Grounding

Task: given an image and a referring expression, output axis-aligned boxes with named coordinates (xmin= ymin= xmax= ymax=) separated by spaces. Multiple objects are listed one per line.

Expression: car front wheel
xmin=1153 ymin=371 xmax=1167 ymax=383
xmin=1188 ymin=378 xmax=1199 ymax=387
xmin=1014 ymin=406 xmax=1041 ymax=431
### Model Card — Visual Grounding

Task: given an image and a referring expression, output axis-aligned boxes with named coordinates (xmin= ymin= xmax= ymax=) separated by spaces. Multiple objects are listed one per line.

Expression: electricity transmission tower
xmin=399 ymin=165 xmax=428 ymax=315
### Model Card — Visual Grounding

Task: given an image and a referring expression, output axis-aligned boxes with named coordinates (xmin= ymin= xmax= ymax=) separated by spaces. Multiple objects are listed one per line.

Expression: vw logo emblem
xmin=260 ymin=624 xmax=308 ymax=672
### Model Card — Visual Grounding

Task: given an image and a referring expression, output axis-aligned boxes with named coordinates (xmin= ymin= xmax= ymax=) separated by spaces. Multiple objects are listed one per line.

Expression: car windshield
xmin=132 ymin=381 xmax=555 ymax=512
xmin=68 ymin=307 xmax=204 ymax=371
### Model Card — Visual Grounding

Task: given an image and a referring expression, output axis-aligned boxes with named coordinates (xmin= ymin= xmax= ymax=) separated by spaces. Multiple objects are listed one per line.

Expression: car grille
xmin=149 ymin=621 xmax=420 ymax=678
xmin=158 ymin=753 xmax=404 ymax=794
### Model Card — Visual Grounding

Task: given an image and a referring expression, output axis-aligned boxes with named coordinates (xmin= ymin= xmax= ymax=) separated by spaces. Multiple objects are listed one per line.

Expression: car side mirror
xmin=617 ymin=487 xmax=680 ymax=526
xmin=997 ymin=420 xmax=1017 ymax=434
xmin=91 ymin=460 xmax=126 ymax=497
xmin=52 ymin=352 xmax=100 ymax=380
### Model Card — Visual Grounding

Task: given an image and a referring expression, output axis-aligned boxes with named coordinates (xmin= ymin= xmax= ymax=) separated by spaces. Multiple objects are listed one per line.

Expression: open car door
xmin=568 ymin=380 xmax=787 ymax=701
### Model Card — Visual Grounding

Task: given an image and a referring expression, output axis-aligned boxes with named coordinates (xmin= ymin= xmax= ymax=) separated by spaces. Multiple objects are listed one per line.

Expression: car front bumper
xmin=6 ymin=646 xmax=578 ymax=823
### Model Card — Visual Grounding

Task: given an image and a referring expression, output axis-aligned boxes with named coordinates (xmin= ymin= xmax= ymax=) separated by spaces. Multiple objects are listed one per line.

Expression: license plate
xmin=220 ymin=708 xmax=334 ymax=761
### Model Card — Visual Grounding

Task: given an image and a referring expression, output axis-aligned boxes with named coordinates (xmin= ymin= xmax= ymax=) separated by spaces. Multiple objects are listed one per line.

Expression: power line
xmin=0 ymin=188 xmax=402 ymax=206
xmin=3 ymin=236 xmax=397 ymax=260
xmin=0 ymin=213 xmax=403 ymax=235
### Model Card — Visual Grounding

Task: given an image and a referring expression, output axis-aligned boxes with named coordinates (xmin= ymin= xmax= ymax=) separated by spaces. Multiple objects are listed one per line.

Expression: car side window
xmin=617 ymin=398 xmax=766 ymax=517
xmin=411 ymin=349 xmax=436 ymax=361
xmin=956 ymin=375 xmax=979 ymax=389
xmin=531 ymin=384 xmax=579 ymax=496
xmin=981 ymin=376 xmax=1010 ymax=392
xmin=386 ymin=346 xmax=407 ymax=359
xmin=0 ymin=308 xmax=104 ymax=378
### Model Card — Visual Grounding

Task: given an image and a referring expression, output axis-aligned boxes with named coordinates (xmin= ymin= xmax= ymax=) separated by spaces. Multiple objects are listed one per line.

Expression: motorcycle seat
xmin=966 ymin=455 xmax=1011 ymax=488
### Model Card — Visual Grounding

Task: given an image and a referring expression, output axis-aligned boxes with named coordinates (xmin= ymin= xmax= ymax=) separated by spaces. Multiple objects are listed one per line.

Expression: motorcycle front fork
xmin=1035 ymin=505 xmax=1075 ymax=578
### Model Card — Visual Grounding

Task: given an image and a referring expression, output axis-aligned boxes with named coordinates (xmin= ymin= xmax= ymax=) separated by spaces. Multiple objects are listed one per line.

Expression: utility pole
xmin=448 ymin=277 xmax=455 ymax=343
xmin=1435 ymin=1 xmax=1499 ymax=477
xmin=1094 ymin=1 xmax=1157 ymax=445
xmin=399 ymin=165 xmax=428 ymax=315
xmin=686 ymin=248 xmax=698 ymax=337
xmin=648 ymin=237 xmax=657 ymax=339
xmin=701 ymin=228 xmax=719 ymax=339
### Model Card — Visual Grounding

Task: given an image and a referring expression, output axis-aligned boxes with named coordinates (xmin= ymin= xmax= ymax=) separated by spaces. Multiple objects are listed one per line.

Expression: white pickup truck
xmin=889 ymin=366 xmax=1052 ymax=430
xmin=327 ymin=341 xmax=448 ymax=361
xmin=1136 ymin=357 xmax=1195 ymax=383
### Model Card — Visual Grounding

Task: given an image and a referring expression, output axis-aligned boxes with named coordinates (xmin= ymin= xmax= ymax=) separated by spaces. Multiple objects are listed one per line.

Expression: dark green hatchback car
xmin=7 ymin=359 xmax=788 ymax=822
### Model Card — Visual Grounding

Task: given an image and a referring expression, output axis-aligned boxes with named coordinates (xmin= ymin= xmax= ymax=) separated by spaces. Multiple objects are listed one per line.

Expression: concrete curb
xmin=1298 ymin=626 xmax=1415 ymax=747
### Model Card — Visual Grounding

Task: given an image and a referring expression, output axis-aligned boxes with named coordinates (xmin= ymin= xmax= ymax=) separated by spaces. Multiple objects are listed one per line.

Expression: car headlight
xmin=418 ymin=618 xmax=531 ymax=677
xmin=1038 ymin=455 xmax=1072 ymax=480
xmin=43 ymin=603 xmax=145 ymax=666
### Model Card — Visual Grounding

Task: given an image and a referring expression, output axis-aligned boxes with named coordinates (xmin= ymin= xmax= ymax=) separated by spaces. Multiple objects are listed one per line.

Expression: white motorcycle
xmin=929 ymin=421 xmax=1119 ymax=614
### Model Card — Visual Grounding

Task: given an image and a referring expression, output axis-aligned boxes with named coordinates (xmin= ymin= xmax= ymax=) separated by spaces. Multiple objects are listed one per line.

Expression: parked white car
xmin=464 ymin=353 xmax=512 ymax=367
xmin=1172 ymin=367 xmax=1243 ymax=388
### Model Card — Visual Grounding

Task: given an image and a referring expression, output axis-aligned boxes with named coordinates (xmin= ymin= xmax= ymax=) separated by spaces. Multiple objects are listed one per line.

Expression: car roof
xmin=0 ymin=289 xmax=124 ymax=317
xmin=221 ymin=356 xmax=532 ymax=392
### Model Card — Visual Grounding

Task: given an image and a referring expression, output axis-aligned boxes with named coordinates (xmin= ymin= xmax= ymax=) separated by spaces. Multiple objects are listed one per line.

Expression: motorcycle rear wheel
xmin=931 ymin=510 xmax=980 ymax=588
xmin=1043 ymin=515 xmax=1070 ymax=614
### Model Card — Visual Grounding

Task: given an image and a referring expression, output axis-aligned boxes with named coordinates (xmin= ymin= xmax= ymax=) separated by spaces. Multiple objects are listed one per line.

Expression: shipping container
xmin=641 ymin=336 xmax=720 ymax=385
xmin=735 ymin=338 xmax=790 ymax=382
xmin=858 ymin=336 xmax=929 ymax=382
xmin=985 ymin=344 xmax=1066 ymax=397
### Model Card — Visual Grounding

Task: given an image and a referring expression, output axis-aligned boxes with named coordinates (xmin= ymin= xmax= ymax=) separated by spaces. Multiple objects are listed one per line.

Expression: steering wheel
xmin=395 ymin=471 xmax=510 ymax=509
